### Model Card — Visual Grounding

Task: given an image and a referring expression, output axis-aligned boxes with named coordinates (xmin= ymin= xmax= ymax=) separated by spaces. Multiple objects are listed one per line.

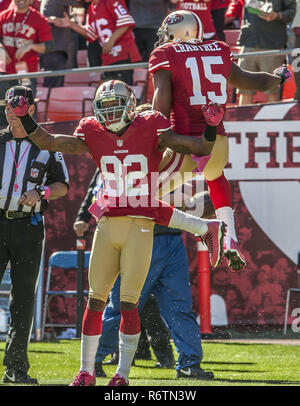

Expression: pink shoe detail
xmin=223 ymin=237 xmax=247 ymax=271
xmin=202 ymin=102 xmax=224 ymax=127
xmin=201 ymin=220 xmax=227 ymax=268
xmin=69 ymin=370 xmax=96 ymax=386
xmin=108 ymin=373 xmax=129 ymax=386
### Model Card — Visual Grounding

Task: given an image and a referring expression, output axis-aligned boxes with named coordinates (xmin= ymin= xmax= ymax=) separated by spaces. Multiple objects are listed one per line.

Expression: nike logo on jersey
xmin=141 ymin=229 xmax=151 ymax=232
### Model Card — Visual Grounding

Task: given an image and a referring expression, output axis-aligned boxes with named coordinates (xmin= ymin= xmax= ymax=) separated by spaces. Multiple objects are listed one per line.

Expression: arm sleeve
xmin=45 ymin=152 xmax=70 ymax=187
xmin=148 ymin=46 xmax=171 ymax=74
xmin=75 ymin=169 xmax=100 ymax=223
xmin=112 ymin=0 xmax=136 ymax=29
xmin=73 ymin=118 xmax=87 ymax=141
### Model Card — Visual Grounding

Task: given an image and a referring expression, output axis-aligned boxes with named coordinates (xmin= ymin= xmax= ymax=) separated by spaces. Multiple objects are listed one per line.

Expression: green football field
xmin=0 ymin=339 xmax=300 ymax=387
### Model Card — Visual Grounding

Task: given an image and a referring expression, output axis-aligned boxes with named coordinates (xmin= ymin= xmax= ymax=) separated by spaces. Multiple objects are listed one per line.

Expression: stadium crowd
xmin=0 ymin=0 xmax=299 ymax=386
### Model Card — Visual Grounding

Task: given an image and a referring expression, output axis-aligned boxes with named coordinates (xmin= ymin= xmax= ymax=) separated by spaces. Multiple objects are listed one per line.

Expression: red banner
xmin=42 ymin=102 xmax=300 ymax=328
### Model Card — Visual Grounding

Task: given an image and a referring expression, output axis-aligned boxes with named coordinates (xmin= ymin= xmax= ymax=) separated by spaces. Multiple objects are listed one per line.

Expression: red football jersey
xmin=148 ymin=40 xmax=234 ymax=136
xmin=175 ymin=0 xmax=216 ymax=39
xmin=0 ymin=5 xmax=52 ymax=73
xmin=85 ymin=0 xmax=141 ymax=66
xmin=0 ymin=0 xmax=12 ymax=13
xmin=73 ymin=110 xmax=172 ymax=220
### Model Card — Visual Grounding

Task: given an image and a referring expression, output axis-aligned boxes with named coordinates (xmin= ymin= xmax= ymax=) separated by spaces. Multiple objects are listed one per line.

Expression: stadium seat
xmin=46 ymin=86 xmax=96 ymax=122
xmin=252 ymin=91 xmax=268 ymax=104
xmin=224 ymin=29 xmax=240 ymax=46
xmin=129 ymin=85 xmax=144 ymax=103
xmin=64 ymin=71 xmax=102 ymax=87
xmin=35 ymin=86 xmax=50 ymax=123
xmin=41 ymin=251 xmax=90 ymax=340
xmin=77 ymin=49 xmax=88 ymax=68
xmin=133 ymin=68 xmax=148 ymax=86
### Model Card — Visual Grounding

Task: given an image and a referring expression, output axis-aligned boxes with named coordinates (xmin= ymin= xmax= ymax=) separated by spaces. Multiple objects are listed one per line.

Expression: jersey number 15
xmin=186 ymin=56 xmax=227 ymax=105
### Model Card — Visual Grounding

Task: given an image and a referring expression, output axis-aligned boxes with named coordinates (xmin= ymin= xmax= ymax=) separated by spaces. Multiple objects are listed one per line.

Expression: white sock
xmin=168 ymin=208 xmax=208 ymax=236
xmin=80 ymin=333 xmax=101 ymax=375
xmin=116 ymin=331 xmax=140 ymax=381
xmin=215 ymin=206 xmax=237 ymax=241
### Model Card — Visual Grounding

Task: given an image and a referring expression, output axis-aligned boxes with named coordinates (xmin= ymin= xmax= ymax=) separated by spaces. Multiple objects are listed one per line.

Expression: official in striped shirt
xmin=0 ymin=85 xmax=69 ymax=385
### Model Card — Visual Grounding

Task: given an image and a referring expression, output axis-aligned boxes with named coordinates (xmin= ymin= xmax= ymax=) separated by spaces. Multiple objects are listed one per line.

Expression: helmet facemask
xmin=93 ymin=83 xmax=136 ymax=133
xmin=155 ymin=23 xmax=169 ymax=47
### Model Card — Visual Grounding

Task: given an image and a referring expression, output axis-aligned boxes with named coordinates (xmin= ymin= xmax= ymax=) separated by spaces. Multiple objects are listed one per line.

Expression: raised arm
xmin=28 ymin=126 xmax=89 ymax=154
xmin=228 ymin=62 xmax=290 ymax=91
xmin=6 ymin=100 xmax=89 ymax=154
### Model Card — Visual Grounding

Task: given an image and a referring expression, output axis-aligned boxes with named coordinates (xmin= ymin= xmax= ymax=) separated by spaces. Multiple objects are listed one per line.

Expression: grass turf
xmin=0 ymin=339 xmax=300 ymax=386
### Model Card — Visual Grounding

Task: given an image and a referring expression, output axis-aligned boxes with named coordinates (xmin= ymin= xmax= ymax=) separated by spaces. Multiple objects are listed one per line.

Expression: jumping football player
xmin=7 ymin=80 xmax=226 ymax=386
xmin=149 ymin=10 xmax=291 ymax=271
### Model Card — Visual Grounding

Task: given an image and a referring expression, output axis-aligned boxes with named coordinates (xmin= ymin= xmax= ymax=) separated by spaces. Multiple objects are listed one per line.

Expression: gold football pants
xmin=158 ymin=134 xmax=229 ymax=196
xmin=88 ymin=216 xmax=154 ymax=304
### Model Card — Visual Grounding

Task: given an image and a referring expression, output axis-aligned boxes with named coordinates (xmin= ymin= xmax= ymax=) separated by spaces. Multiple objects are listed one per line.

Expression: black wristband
xmin=203 ymin=125 xmax=217 ymax=142
xmin=19 ymin=113 xmax=39 ymax=135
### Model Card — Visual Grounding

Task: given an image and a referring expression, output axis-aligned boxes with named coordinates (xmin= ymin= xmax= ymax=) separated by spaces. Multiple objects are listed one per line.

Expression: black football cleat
xmin=3 ymin=369 xmax=38 ymax=384
xmin=176 ymin=365 xmax=214 ymax=380
xmin=95 ymin=362 xmax=107 ymax=378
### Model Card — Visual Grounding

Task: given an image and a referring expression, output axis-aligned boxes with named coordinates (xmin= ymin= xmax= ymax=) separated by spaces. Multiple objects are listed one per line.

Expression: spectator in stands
xmin=170 ymin=0 xmax=217 ymax=41
xmin=237 ymin=0 xmax=296 ymax=105
xmin=225 ymin=0 xmax=244 ymax=29
xmin=224 ymin=284 xmax=245 ymax=323
xmin=62 ymin=0 xmax=141 ymax=85
xmin=211 ymin=0 xmax=230 ymax=41
xmin=0 ymin=0 xmax=53 ymax=127
xmin=0 ymin=85 xmax=68 ymax=384
xmin=39 ymin=0 xmax=82 ymax=88
xmin=128 ymin=0 xmax=170 ymax=61
xmin=291 ymin=0 xmax=300 ymax=100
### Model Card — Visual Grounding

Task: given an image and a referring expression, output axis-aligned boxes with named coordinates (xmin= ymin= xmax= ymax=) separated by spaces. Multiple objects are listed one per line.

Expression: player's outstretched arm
xmin=228 ymin=62 xmax=290 ymax=91
xmin=7 ymin=98 xmax=89 ymax=154
xmin=29 ymin=126 xmax=89 ymax=154
xmin=158 ymin=127 xmax=216 ymax=155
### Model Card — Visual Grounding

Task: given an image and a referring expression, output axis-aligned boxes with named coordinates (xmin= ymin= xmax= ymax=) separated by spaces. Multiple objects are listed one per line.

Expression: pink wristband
xmin=44 ymin=186 xmax=51 ymax=199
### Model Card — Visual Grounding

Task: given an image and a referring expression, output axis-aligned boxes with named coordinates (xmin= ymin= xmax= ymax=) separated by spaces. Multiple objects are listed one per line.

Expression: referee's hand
xmin=18 ymin=189 xmax=40 ymax=207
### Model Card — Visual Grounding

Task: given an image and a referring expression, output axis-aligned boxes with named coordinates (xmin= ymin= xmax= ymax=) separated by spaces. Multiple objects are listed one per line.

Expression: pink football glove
xmin=8 ymin=95 xmax=29 ymax=116
xmin=273 ymin=65 xmax=292 ymax=84
xmin=202 ymin=102 xmax=224 ymax=127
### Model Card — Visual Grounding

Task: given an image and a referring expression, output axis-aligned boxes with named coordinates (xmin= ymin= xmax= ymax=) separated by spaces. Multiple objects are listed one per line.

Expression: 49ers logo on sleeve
xmin=166 ymin=13 xmax=184 ymax=25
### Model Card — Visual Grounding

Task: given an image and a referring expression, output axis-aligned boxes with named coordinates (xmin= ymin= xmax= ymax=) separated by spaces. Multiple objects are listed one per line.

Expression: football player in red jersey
xmin=149 ymin=10 xmax=291 ymax=272
xmin=7 ymin=80 xmax=226 ymax=386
